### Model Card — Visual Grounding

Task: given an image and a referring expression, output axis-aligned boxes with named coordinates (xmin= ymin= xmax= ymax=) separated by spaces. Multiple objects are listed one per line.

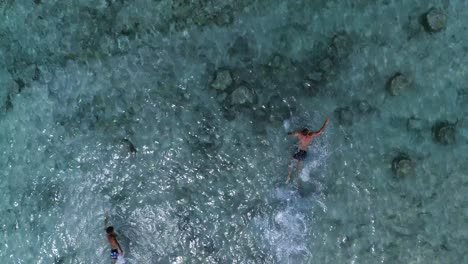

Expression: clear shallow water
xmin=1 ymin=0 xmax=468 ymax=263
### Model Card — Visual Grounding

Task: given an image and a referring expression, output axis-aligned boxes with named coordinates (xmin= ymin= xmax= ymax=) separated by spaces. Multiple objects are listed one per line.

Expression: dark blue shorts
xmin=293 ymin=150 xmax=307 ymax=161
xmin=110 ymin=249 xmax=119 ymax=260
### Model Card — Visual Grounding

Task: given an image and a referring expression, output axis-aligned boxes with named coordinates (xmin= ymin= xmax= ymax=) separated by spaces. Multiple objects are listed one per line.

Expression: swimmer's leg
xmin=297 ymin=161 xmax=303 ymax=178
xmin=287 ymin=159 xmax=298 ymax=183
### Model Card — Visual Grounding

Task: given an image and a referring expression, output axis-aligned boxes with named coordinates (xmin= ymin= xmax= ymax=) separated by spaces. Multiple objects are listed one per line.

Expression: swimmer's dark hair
xmin=301 ymin=128 xmax=309 ymax=135
xmin=106 ymin=226 xmax=114 ymax=234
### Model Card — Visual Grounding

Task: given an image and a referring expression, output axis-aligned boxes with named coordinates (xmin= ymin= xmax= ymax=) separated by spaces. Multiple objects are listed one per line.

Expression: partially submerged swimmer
xmin=105 ymin=213 xmax=124 ymax=263
xmin=286 ymin=118 xmax=329 ymax=183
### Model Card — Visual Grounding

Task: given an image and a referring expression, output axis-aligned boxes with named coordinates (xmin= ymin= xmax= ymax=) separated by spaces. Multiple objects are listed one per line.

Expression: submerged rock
xmin=121 ymin=138 xmax=137 ymax=154
xmin=328 ymin=33 xmax=353 ymax=59
xmin=387 ymin=73 xmax=411 ymax=96
xmin=422 ymin=8 xmax=447 ymax=32
xmin=335 ymin=106 xmax=353 ymax=125
xmin=230 ymin=67 xmax=257 ymax=86
xmin=319 ymin=57 xmax=334 ymax=73
xmin=187 ymin=112 xmax=223 ymax=152
xmin=392 ymin=154 xmax=415 ymax=177
xmin=230 ymin=86 xmax=255 ymax=105
xmin=432 ymin=121 xmax=456 ymax=145
xmin=120 ymin=22 xmax=141 ymax=37
xmin=9 ymin=64 xmax=41 ymax=93
xmin=228 ymin=36 xmax=255 ymax=62
xmin=354 ymin=100 xmax=373 ymax=114
xmin=14 ymin=79 xmax=26 ymax=93
xmin=211 ymin=70 xmax=232 ymax=91
xmin=214 ymin=9 xmax=234 ymax=26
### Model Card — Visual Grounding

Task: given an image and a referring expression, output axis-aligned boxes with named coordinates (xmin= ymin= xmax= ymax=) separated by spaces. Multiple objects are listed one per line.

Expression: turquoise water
xmin=1 ymin=0 xmax=468 ymax=263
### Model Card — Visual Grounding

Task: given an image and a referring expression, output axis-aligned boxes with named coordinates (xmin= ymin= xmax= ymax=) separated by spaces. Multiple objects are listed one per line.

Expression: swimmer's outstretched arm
xmin=287 ymin=131 xmax=300 ymax=137
xmin=104 ymin=212 xmax=109 ymax=229
xmin=311 ymin=118 xmax=330 ymax=137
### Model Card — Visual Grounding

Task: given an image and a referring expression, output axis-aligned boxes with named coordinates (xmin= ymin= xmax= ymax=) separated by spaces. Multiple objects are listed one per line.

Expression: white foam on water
xmin=283 ymin=119 xmax=291 ymax=131
xmin=254 ymin=188 xmax=312 ymax=263
xmin=300 ymin=130 xmax=332 ymax=182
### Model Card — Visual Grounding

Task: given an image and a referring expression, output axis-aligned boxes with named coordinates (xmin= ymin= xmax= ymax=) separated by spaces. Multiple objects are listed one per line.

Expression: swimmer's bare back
xmin=286 ymin=118 xmax=329 ymax=183
xmin=104 ymin=213 xmax=124 ymax=263
xmin=288 ymin=118 xmax=329 ymax=148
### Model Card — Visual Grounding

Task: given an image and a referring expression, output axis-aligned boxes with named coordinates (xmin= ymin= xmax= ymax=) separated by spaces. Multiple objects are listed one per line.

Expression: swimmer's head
xmin=301 ymin=128 xmax=309 ymax=135
xmin=106 ymin=226 xmax=114 ymax=234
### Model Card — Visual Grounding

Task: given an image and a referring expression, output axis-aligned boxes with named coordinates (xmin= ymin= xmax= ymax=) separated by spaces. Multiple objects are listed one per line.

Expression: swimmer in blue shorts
xmin=105 ymin=213 xmax=124 ymax=263
xmin=286 ymin=118 xmax=329 ymax=183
